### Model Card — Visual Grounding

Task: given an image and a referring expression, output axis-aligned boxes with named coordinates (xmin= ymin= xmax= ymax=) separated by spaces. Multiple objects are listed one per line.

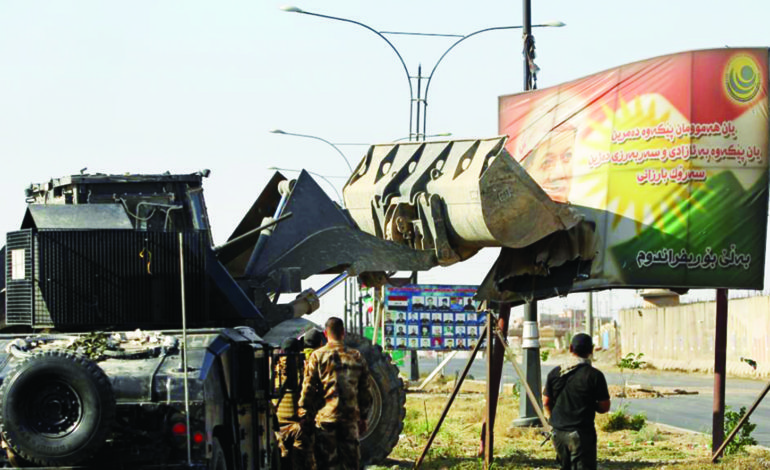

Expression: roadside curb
xmin=651 ymin=421 xmax=770 ymax=452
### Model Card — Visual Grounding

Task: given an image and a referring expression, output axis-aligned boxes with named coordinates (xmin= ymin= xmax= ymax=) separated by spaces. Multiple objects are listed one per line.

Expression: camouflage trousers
xmin=276 ymin=420 xmax=316 ymax=470
xmin=315 ymin=420 xmax=361 ymax=470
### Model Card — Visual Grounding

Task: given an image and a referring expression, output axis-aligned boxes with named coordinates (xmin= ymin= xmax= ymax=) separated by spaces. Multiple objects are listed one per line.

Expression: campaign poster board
xmin=499 ymin=48 xmax=769 ymax=290
xmin=384 ymin=284 xmax=485 ymax=351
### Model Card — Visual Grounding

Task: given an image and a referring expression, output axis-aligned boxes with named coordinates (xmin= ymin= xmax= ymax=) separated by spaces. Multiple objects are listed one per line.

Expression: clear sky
xmin=1 ymin=1 xmax=769 ymax=322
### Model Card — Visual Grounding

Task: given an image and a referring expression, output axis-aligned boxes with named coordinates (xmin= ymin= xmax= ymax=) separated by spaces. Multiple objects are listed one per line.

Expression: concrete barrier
xmin=620 ymin=296 xmax=770 ymax=378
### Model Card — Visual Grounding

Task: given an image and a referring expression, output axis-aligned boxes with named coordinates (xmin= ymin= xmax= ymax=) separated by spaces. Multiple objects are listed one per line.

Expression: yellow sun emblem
xmin=724 ymin=54 xmax=762 ymax=104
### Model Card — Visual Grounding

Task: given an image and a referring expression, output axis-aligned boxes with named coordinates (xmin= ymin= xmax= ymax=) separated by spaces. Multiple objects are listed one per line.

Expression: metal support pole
xmin=587 ymin=292 xmax=594 ymax=337
xmin=344 ymin=278 xmax=349 ymax=329
xmin=495 ymin=329 xmax=550 ymax=430
xmin=413 ymin=324 xmax=488 ymax=470
xmin=410 ymin=272 xmax=420 ymax=381
xmin=713 ymin=378 xmax=770 ymax=462
xmin=712 ymin=288 xmax=728 ymax=452
xmin=372 ymin=287 xmax=382 ymax=346
xmin=358 ymin=284 xmax=364 ymax=336
xmin=177 ymin=233 xmax=192 ymax=466
xmin=522 ymin=0 xmax=532 ymax=91
xmin=514 ymin=301 xmax=542 ymax=427
xmin=484 ymin=314 xmax=494 ymax=469
xmin=479 ymin=305 xmax=511 ymax=455
xmin=415 ymin=64 xmax=423 ymax=141
xmin=410 ymin=349 xmax=421 ymax=381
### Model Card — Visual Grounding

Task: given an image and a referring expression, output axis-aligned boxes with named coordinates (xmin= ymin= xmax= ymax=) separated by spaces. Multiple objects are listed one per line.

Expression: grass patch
xmin=368 ymin=390 xmax=770 ymax=470
xmin=599 ymin=406 xmax=647 ymax=432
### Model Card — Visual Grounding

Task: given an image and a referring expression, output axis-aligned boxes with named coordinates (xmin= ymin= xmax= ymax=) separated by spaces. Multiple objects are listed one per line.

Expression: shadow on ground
xmin=378 ymin=454 xmax=670 ymax=469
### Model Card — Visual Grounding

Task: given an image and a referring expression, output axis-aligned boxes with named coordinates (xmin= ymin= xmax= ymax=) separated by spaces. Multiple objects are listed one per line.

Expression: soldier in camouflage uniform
xmin=274 ymin=338 xmax=316 ymax=470
xmin=299 ymin=317 xmax=372 ymax=470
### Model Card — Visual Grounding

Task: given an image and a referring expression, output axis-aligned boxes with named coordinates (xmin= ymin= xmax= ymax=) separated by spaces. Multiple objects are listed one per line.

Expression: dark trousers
xmin=552 ymin=428 xmax=597 ymax=470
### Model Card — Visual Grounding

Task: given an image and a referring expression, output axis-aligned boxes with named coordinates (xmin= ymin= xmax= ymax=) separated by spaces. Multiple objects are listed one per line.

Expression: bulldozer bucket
xmin=342 ymin=137 xmax=584 ymax=266
xmin=222 ymin=171 xmax=437 ymax=288
xmin=218 ymin=171 xmax=287 ymax=274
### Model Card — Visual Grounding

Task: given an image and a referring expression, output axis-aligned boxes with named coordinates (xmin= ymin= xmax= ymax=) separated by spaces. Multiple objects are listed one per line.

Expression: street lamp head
xmin=269 ymin=129 xmax=286 ymax=134
xmin=280 ymin=5 xmax=304 ymax=13
xmin=543 ymin=21 xmax=566 ymax=27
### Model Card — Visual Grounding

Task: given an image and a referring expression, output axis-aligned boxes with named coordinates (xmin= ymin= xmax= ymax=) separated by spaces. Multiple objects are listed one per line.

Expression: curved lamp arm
xmin=422 ymin=22 xmax=564 ymax=136
xmin=270 ymin=129 xmax=352 ymax=172
xmin=282 ymin=6 xmax=415 ymax=140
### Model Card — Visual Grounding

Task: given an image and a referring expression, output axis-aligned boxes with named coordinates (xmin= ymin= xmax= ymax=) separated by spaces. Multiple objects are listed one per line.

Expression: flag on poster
xmin=383 ymin=284 xmax=485 ymax=352
xmin=499 ymin=48 xmax=769 ymax=290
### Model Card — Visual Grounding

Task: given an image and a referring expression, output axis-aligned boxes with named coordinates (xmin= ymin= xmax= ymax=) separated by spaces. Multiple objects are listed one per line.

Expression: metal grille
xmin=6 ymin=230 xmax=34 ymax=325
xmin=35 ymin=230 xmax=208 ymax=330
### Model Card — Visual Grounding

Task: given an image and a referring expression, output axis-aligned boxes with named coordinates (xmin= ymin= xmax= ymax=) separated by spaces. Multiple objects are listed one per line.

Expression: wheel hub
xmin=28 ymin=381 xmax=82 ymax=436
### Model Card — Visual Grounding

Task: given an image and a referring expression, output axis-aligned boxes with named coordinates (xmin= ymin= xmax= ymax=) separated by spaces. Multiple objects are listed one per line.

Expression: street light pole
xmin=513 ymin=0 xmax=544 ymax=429
xmin=269 ymin=129 xmax=353 ymax=173
xmin=281 ymin=6 xmax=563 ymax=141
xmin=280 ymin=6 xmax=414 ymax=141
xmin=419 ymin=21 xmax=563 ymax=138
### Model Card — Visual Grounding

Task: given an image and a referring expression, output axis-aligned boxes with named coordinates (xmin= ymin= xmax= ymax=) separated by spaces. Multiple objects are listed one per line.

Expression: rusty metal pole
xmin=484 ymin=312 xmax=494 ymax=469
xmin=713 ymin=378 xmax=770 ymax=462
xmin=479 ymin=305 xmax=511 ymax=456
xmin=414 ymin=324 xmax=488 ymax=470
xmin=712 ymin=288 xmax=728 ymax=453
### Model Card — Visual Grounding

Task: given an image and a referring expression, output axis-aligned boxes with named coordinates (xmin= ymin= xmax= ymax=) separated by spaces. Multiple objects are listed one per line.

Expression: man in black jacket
xmin=543 ymin=333 xmax=611 ymax=470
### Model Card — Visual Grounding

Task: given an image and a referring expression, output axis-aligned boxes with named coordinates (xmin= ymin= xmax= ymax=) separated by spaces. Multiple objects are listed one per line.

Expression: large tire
xmin=345 ymin=334 xmax=405 ymax=466
xmin=208 ymin=437 xmax=230 ymax=470
xmin=0 ymin=350 xmax=115 ymax=466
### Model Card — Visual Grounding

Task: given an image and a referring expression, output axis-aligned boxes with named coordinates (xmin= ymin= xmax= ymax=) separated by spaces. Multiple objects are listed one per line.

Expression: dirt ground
xmin=368 ymin=388 xmax=770 ymax=470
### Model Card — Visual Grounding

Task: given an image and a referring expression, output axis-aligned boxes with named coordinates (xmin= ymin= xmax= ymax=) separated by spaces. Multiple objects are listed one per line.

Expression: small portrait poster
xmin=384 ymin=284 xmax=484 ymax=351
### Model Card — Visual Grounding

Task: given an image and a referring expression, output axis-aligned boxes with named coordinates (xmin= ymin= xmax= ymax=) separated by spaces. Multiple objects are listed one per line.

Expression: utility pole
xmin=513 ymin=0 xmax=543 ymax=428
xmin=587 ymin=292 xmax=594 ymax=337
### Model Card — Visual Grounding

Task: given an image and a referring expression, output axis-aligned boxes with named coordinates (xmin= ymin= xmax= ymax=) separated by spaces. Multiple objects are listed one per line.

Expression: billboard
xmin=499 ymin=48 xmax=769 ymax=290
xmin=383 ymin=284 xmax=485 ymax=351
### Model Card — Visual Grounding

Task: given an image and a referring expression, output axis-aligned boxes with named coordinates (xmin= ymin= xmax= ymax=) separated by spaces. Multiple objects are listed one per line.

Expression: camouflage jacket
xmin=298 ymin=339 xmax=372 ymax=424
xmin=274 ymin=355 xmax=303 ymax=423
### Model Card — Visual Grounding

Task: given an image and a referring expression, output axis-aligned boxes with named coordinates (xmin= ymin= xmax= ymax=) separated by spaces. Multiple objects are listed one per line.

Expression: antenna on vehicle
xmin=178 ymin=233 xmax=192 ymax=466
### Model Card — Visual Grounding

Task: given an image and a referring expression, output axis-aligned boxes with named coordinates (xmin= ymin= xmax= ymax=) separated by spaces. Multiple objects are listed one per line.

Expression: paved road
xmin=402 ymin=355 xmax=770 ymax=445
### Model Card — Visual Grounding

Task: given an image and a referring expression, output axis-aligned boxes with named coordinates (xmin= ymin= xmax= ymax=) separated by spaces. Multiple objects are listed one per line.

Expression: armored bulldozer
xmin=0 ymin=136 xmax=597 ymax=469
xmin=0 ymin=169 xmax=434 ymax=469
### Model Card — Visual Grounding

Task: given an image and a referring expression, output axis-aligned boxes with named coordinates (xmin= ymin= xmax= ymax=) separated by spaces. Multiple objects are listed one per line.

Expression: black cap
xmin=571 ymin=333 xmax=593 ymax=357
xmin=303 ymin=329 xmax=324 ymax=349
